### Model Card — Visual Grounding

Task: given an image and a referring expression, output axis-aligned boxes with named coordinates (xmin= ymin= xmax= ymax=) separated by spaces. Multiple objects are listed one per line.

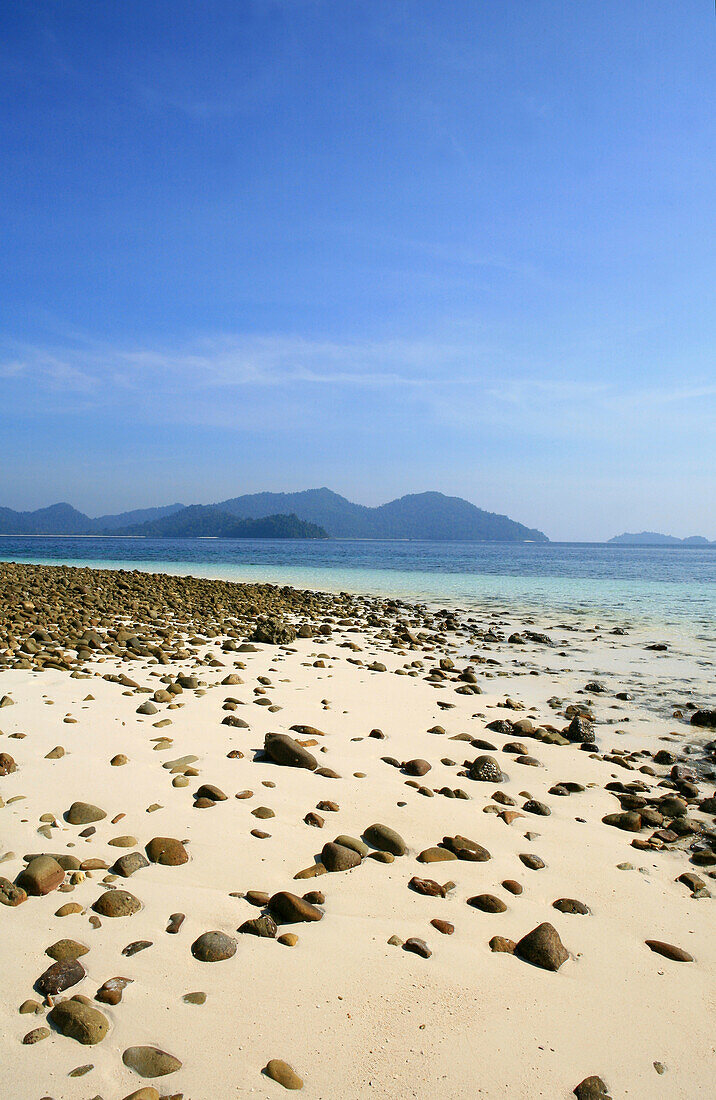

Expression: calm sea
xmin=1 ymin=537 xmax=714 ymax=636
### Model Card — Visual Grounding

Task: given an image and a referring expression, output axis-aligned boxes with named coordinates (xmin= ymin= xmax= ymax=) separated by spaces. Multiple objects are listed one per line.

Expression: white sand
xmin=0 ymin=618 xmax=714 ymax=1099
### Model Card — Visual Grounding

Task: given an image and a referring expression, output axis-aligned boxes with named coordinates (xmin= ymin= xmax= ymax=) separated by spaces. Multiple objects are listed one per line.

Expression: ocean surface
xmin=2 ymin=537 xmax=715 ymax=637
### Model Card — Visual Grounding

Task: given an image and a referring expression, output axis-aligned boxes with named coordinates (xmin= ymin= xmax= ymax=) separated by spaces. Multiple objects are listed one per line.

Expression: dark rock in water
xmin=574 ymin=1077 xmax=612 ymax=1100
xmin=553 ymin=898 xmax=590 ymax=915
xmin=584 ymin=681 xmax=607 ymax=694
xmin=321 ymin=842 xmax=361 ymax=872
xmin=691 ymin=709 xmax=716 ymax=728
xmin=467 ymin=893 xmax=507 ymax=913
xmin=250 ymin=620 xmax=297 ymax=645
xmin=658 ymin=795 xmax=687 ymax=818
xmin=403 ymin=937 xmax=432 ymax=958
xmin=49 ymin=999 xmax=109 ymax=1045
xmin=469 ymin=755 xmax=504 ymax=783
xmin=191 ymin=931 xmax=237 ymax=961
xmin=645 ymin=939 xmax=693 ymax=963
xmin=515 ymin=923 xmax=569 ymax=971
xmin=565 ymin=716 xmax=594 ymax=743
xmin=122 ymin=1045 xmax=183 ymax=1077
xmin=36 ymin=958 xmax=85 ymax=996
xmin=264 ymin=733 xmax=317 ymax=771
xmin=524 ymin=630 xmax=553 ymax=645
xmin=269 ymin=891 xmax=322 ymax=923
xmin=363 ymin=823 xmax=407 ymax=855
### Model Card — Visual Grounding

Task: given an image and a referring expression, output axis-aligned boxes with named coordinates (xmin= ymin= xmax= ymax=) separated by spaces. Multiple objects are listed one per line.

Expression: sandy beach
xmin=0 ymin=562 xmax=714 ymax=1100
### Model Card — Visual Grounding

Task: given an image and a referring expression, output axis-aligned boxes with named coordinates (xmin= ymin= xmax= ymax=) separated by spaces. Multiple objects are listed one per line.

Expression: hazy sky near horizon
xmin=2 ymin=1 xmax=715 ymax=541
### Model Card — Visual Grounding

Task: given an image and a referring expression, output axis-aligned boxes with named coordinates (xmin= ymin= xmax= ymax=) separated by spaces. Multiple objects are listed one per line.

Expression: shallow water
xmin=1 ymin=537 xmax=714 ymax=634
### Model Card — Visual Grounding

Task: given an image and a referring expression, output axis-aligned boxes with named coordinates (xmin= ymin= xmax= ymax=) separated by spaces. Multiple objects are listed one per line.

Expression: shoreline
xmin=0 ymin=562 xmax=714 ymax=1098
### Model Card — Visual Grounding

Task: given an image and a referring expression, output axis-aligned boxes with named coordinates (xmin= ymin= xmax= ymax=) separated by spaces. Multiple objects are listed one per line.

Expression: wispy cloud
xmin=2 ymin=331 xmax=714 ymax=443
xmin=0 ymin=333 xmax=477 ymax=396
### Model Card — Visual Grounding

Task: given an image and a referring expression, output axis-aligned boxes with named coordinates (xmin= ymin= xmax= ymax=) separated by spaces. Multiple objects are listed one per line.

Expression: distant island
xmin=0 ymin=489 xmax=549 ymax=542
xmin=608 ymin=532 xmax=714 ymax=546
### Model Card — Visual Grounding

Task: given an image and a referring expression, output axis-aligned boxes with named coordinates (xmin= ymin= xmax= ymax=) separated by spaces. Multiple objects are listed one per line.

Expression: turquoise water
xmin=2 ymin=537 xmax=715 ymax=634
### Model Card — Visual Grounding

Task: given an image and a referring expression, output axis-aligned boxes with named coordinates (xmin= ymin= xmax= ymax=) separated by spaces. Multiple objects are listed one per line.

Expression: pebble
xmin=269 ymin=892 xmax=323 ymax=923
xmin=573 ymin=1076 xmax=612 ymax=1099
xmin=145 ymin=837 xmax=188 ymax=866
xmin=489 ymin=936 xmax=516 ymax=953
xmin=468 ymin=893 xmax=507 ymax=913
xmin=45 ymin=939 xmax=89 ymax=961
xmin=114 ymin=852 xmax=150 ymax=878
xmin=95 ymin=976 xmax=132 ymax=1004
xmin=264 ymin=733 xmax=317 ymax=770
xmin=321 ymin=841 xmax=362 ymax=872
xmin=191 ymin=931 xmax=237 ymax=961
xmin=36 ymin=958 xmax=86 ymax=996
xmin=403 ymin=937 xmax=432 ymax=958
xmin=66 ymin=802 xmax=106 ymax=825
xmin=645 ymin=939 xmax=694 ymax=963
xmin=0 ymin=878 xmax=27 ymax=906
xmin=264 ymin=1058 xmax=304 ymax=1090
xmin=239 ymin=915 xmax=278 ymax=938
xmin=515 ymin=923 xmax=569 ymax=971
xmin=48 ymin=999 xmax=109 ymax=1044
xmin=92 ymin=890 xmax=142 ymax=917
xmin=363 ymin=823 xmax=407 ymax=855
xmin=553 ymin=898 xmax=590 ymax=915
xmin=23 ymin=1026 xmax=51 ymax=1044
xmin=122 ymin=1045 xmax=183 ymax=1077
xmin=122 ymin=940 xmax=153 ymax=957
xmin=17 ymin=855 xmax=65 ymax=896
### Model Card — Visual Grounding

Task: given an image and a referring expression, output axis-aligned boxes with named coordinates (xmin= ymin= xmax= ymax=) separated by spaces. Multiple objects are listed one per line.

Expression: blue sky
xmin=1 ymin=1 xmax=714 ymax=540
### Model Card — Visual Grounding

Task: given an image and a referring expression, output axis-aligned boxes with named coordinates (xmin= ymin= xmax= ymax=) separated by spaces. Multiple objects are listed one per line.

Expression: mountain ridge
xmin=0 ymin=489 xmax=549 ymax=542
